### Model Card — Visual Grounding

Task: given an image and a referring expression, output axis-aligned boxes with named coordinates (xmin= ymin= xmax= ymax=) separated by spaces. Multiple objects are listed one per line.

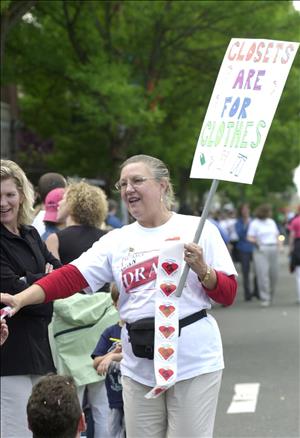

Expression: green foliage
xmin=1 ymin=1 xmax=12 ymax=13
xmin=2 ymin=0 xmax=300 ymax=207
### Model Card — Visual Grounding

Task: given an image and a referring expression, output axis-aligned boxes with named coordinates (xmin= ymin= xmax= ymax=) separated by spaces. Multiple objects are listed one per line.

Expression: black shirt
xmin=0 ymin=224 xmax=61 ymax=376
xmin=56 ymin=225 xmax=106 ymax=264
xmin=56 ymin=224 xmax=109 ymax=292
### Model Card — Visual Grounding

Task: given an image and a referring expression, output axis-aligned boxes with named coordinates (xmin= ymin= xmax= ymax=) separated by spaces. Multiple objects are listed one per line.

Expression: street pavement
xmin=212 ymin=246 xmax=300 ymax=438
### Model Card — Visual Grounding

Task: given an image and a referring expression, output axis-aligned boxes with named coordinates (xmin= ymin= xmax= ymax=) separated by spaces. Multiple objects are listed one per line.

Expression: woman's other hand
xmin=0 ymin=294 xmax=20 ymax=316
xmin=45 ymin=263 xmax=54 ymax=274
xmin=0 ymin=318 xmax=9 ymax=345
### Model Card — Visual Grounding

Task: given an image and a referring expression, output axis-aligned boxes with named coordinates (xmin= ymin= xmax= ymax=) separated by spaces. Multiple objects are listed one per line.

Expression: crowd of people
xmin=201 ymin=201 xmax=298 ymax=307
xmin=0 ymin=156 xmax=299 ymax=438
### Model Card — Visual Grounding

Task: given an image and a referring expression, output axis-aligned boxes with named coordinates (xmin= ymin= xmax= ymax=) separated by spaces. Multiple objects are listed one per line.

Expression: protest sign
xmin=190 ymin=38 xmax=299 ymax=184
xmin=176 ymin=38 xmax=299 ymax=297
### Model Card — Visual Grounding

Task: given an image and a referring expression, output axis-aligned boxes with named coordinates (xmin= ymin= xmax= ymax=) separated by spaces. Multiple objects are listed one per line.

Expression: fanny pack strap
xmin=126 ymin=309 xmax=207 ymax=334
xmin=179 ymin=309 xmax=207 ymax=334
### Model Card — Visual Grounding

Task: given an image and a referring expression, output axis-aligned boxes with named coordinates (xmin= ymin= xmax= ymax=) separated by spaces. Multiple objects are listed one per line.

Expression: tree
xmin=2 ymin=1 xmax=300 ymax=205
xmin=1 ymin=0 xmax=36 ymax=69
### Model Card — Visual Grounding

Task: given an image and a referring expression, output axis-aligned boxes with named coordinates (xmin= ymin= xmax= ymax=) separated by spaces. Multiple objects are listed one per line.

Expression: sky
xmin=293 ymin=1 xmax=300 ymax=11
xmin=294 ymin=165 xmax=300 ymax=195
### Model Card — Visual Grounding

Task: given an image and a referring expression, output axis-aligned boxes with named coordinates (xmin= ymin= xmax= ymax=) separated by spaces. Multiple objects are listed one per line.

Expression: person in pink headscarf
xmin=41 ymin=187 xmax=65 ymax=241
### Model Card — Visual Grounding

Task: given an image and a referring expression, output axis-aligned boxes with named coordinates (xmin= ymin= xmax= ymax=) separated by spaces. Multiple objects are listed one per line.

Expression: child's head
xmin=110 ymin=283 xmax=119 ymax=307
xmin=27 ymin=374 xmax=85 ymax=438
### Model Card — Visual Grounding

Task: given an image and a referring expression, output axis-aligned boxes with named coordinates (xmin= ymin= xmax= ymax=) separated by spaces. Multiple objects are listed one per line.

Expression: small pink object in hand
xmin=0 ymin=306 xmax=12 ymax=320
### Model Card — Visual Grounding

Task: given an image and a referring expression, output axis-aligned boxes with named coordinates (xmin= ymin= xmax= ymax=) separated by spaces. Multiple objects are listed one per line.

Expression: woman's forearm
xmin=17 ymin=284 xmax=46 ymax=308
xmin=0 ymin=284 xmax=46 ymax=315
xmin=1 ymin=264 xmax=88 ymax=314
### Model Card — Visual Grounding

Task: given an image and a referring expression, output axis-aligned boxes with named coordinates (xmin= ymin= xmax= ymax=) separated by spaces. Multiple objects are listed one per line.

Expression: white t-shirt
xmin=219 ymin=217 xmax=238 ymax=242
xmin=247 ymin=218 xmax=279 ymax=245
xmin=32 ymin=210 xmax=46 ymax=236
xmin=72 ymin=213 xmax=237 ymax=386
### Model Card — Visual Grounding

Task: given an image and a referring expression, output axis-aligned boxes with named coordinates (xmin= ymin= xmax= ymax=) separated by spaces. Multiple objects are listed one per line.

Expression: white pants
xmin=1 ymin=375 xmax=41 ymax=438
xmin=294 ymin=266 xmax=300 ymax=303
xmin=122 ymin=370 xmax=222 ymax=438
xmin=253 ymin=246 xmax=278 ymax=303
xmin=77 ymin=380 xmax=110 ymax=437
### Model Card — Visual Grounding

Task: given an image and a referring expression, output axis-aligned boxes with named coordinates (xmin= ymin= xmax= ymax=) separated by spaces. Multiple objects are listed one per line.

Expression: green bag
xmin=48 ymin=292 xmax=119 ymax=386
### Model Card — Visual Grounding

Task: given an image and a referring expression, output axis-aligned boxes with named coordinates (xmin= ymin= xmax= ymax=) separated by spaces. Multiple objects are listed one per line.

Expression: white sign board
xmin=190 ymin=38 xmax=299 ymax=184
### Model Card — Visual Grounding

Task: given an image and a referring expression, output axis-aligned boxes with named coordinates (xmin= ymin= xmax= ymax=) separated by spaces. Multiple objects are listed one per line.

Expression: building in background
xmin=1 ymin=85 xmax=19 ymax=159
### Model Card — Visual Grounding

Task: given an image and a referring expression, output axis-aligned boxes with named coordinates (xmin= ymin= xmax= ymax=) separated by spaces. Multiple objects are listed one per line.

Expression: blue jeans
xmin=238 ymin=250 xmax=258 ymax=300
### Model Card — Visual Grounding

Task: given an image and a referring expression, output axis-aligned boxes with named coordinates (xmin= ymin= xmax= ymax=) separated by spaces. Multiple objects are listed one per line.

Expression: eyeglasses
xmin=114 ymin=176 xmax=156 ymax=192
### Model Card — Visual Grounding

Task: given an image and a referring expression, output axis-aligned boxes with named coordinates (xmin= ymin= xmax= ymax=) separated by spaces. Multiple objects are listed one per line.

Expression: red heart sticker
xmin=158 ymin=346 xmax=174 ymax=360
xmin=161 ymin=262 xmax=179 ymax=275
xmin=154 ymin=387 xmax=165 ymax=396
xmin=159 ymin=304 xmax=176 ymax=317
xmin=159 ymin=325 xmax=175 ymax=338
xmin=159 ymin=368 xmax=174 ymax=381
xmin=160 ymin=283 xmax=176 ymax=297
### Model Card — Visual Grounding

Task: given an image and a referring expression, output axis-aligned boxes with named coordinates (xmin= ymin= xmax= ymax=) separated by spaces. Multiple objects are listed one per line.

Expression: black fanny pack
xmin=126 ymin=309 xmax=207 ymax=360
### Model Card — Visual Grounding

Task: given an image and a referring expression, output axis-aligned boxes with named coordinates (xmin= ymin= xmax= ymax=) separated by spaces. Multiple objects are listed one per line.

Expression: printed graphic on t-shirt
xmin=121 ymin=239 xmax=183 ymax=293
xmin=121 ymin=251 xmax=158 ymax=293
xmin=108 ymin=368 xmax=122 ymax=392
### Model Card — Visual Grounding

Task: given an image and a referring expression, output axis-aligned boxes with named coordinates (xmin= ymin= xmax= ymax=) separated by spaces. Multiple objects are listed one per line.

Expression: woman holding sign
xmin=1 ymin=155 xmax=237 ymax=437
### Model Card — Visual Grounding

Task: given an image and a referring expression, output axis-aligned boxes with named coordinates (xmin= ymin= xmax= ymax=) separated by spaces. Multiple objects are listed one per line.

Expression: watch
xmin=201 ymin=265 xmax=211 ymax=284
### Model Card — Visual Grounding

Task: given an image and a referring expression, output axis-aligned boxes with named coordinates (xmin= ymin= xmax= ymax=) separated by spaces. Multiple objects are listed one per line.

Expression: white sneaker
xmin=260 ymin=300 xmax=270 ymax=307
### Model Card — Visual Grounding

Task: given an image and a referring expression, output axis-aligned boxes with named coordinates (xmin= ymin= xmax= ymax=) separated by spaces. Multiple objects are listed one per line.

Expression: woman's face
xmin=119 ymin=162 xmax=166 ymax=227
xmin=0 ymin=178 xmax=23 ymax=228
xmin=57 ymin=191 xmax=70 ymax=222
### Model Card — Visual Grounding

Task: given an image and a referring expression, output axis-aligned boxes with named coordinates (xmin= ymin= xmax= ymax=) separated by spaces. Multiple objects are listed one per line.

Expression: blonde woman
xmin=0 ymin=159 xmax=61 ymax=437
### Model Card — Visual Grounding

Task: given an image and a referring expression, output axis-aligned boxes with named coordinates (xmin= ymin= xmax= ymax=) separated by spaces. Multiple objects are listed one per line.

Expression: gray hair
xmin=120 ymin=155 xmax=175 ymax=209
xmin=0 ymin=159 xmax=35 ymax=225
